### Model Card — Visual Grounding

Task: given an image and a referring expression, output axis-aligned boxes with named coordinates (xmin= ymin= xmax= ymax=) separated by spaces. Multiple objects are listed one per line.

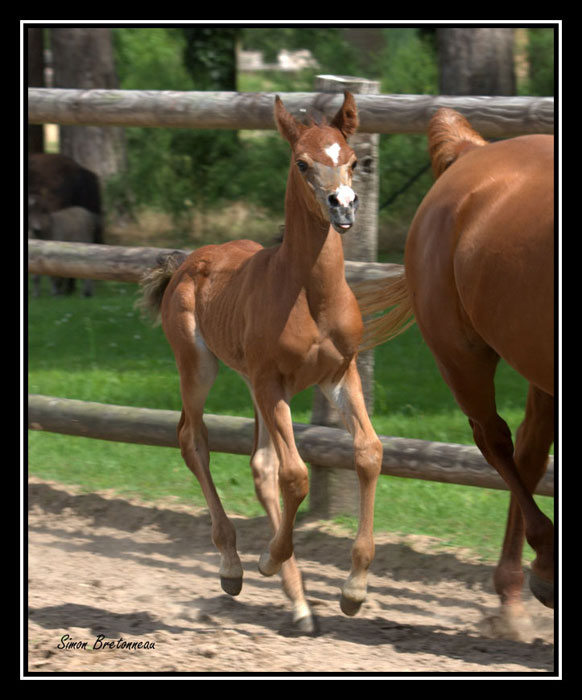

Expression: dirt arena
xmin=26 ymin=476 xmax=557 ymax=677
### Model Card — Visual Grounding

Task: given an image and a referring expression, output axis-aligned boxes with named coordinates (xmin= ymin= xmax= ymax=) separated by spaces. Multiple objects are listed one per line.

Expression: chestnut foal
xmin=140 ymin=93 xmax=382 ymax=632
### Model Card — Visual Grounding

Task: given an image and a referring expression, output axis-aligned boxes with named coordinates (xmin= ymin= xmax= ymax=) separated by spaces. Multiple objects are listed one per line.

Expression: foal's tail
xmin=136 ymin=251 xmax=188 ymax=324
xmin=352 ymin=271 xmax=415 ymax=352
xmin=428 ymin=107 xmax=488 ymax=178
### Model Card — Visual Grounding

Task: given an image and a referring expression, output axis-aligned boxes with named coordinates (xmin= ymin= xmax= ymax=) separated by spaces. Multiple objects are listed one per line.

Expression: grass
xmin=27 ymin=277 xmax=554 ymax=563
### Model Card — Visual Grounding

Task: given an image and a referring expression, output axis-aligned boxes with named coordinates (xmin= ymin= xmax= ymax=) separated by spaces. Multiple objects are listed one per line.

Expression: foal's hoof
xmin=285 ymin=613 xmax=319 ymax=637
xmin=258 ymin=551 xmax=281 ymax=577
xmin=295 ymin=613 xmax=318 ymax=635
xmin=340 ymin=593 xmax=364 ymax=617
xmin=220 ymin=576 xmax=243 ymax=597
xmin=529 ymin=571 xmax=554 ymax=609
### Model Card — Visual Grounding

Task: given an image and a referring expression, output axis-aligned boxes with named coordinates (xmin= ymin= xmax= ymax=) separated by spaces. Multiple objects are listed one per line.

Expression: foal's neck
xmin=278 ymin=167 xmax=346 ymax=293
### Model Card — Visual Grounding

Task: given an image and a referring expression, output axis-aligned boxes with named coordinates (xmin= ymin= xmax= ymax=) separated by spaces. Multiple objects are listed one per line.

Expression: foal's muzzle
xmin=328 ymin=192 xmax=359 ymax=234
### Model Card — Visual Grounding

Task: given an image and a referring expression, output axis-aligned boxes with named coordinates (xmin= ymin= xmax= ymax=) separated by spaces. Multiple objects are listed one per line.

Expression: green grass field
xmin=27 ymin=278 xmax=554 ymax=563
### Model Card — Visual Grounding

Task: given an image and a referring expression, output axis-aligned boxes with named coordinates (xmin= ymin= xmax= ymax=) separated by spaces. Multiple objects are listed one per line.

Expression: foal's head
xmin=275 ymin=92 xmax=359 ymax=234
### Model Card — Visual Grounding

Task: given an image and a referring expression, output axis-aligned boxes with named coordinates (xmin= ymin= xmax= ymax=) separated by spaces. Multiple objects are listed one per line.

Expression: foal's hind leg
xmin=171 ymin=324 xmax=244 ymax=596
xmin=249 ymin=404 xmax=315 ymax=632
xmin=493 ymin=384 xmax=554 ymax=623
xmin=251 ymin=379 xmax=309 ymax=579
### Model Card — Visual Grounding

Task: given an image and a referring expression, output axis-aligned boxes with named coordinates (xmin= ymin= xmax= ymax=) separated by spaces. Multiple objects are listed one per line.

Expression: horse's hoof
xmin=279 ymin=612 xmax=319 ymax=638
xmin=529 ymin=571 xmax=554 ymax=609
xmin=220 ymin=576 xmax=243 ymax=596
xmin=294 ymin=613 xmax=319 ymax=636
xmin=340 ymin=592 xmax=363 ymax=617
xmin=258 ymin=551 xmax=281 ymax=577
xmin=477 ymin=609 xmax=535 ymax=642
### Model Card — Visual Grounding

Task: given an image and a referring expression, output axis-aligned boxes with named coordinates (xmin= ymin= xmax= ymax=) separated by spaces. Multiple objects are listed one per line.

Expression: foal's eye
xmin=296 ymin=160 xmax=309 ymax=173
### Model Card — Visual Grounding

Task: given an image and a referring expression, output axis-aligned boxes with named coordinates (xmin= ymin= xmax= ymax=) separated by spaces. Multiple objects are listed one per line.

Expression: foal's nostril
xmin=328 ymin=191 xmax=357 ymax=209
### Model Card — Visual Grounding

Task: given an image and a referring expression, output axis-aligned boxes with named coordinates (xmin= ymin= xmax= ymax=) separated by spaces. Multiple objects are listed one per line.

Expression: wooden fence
xmin=27 ymin=240 xmax=554 ymax=497
xmin=27 ymin=87 xmax=555 ymax=499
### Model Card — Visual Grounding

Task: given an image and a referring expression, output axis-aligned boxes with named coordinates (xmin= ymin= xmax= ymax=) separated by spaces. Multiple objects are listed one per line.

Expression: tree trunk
xmin=438 ymin=28 xmax=516 ymax=95
xmin=50 ymin=28 xmax=126 ymax=182
xmin=27 ymin=28 xmax=45 ymax=153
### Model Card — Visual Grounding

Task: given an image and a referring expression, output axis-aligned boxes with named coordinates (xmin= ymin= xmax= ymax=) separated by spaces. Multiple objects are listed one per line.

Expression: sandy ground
xmin=25 ymin=476 xmax=557 ymax=678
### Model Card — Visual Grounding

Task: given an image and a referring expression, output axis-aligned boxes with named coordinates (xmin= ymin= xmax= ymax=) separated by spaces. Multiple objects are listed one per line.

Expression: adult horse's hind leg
xmin=169 ymin=320 xmax=244 ymax=596
xmin=249 ymin=404 xmax=315 ymax=633
xmin=493 ymin=384 xmax=554 ymax=628
xmin=433 ymin=346 xmax=554 ymax=615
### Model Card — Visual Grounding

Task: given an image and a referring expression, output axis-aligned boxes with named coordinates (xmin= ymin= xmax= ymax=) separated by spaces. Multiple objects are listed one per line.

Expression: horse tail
xmin=428 ymin=108 xmax=488 ymax=179
xmin=352 ymin=270 xmax=415 ymax=352
xmin=136 ymin=251 xmax=188 ymax=324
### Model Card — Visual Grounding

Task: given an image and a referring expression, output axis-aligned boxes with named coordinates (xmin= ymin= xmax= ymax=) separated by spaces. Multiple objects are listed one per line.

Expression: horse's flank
xmin=351 ymin=107 xmax=490 ymax=352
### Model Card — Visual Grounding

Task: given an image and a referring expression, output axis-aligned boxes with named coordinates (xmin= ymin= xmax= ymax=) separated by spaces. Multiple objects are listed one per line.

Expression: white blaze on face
xmin=324 ymin=142 xmax=341 ymax=166
xmin=335 ymin=184 xmax=355 ymax=207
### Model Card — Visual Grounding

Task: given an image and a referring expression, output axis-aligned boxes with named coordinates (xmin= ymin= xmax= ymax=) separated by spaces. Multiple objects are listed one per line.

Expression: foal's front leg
xmin=321 ymin=360 xmax=383 ymax=615
xmin=249 ymin=406 xmax=314 ymax=632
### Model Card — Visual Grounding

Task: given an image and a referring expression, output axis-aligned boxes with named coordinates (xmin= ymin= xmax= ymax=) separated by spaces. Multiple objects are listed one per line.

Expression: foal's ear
xmin=331 ymin=91 xmax=359 ymax=138
xmin=274 ymin=95 xmax=306 ymax=145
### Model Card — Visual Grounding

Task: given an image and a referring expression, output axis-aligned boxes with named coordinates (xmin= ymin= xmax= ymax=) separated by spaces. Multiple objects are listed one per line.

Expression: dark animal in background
xmin=28 ymin=153 xmax=103 ymax=296
xmin=28 ymin=204 xmax=101 ymax=297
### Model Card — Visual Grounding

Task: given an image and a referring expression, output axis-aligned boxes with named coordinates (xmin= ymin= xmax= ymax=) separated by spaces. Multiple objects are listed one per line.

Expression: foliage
xmin=182 ymin=27 xmax=240 ymax=90
xmin=521 ymin=28 xmax=555 ymax=96
xmin=113 ymin=28 xmax=194 ymax=91
xmin=241 ymin=27 xmax=359 ymax=75
xmin=108 ymin=27 xmax=554 ymax=250
xmin=111 ymin=28 xmax=289 ymax=222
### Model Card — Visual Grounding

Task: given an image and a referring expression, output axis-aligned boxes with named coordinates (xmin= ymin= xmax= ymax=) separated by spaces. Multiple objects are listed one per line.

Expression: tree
xmin=50 ymin=28 xmax=127 ymax=183
xmin=27 ymin=28 xmax=45 ymax=153
xmin=437 ymin=28 xmax=516 ymax=95
xmin=182 ymin=27 xmax=240 ymax=91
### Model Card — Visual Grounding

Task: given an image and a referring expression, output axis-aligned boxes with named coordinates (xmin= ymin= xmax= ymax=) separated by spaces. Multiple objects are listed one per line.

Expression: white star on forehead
xmin=324 ymin=143 xmax=341 ymax=166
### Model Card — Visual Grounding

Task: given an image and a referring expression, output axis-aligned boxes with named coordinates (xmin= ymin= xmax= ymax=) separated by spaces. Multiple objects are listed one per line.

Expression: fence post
xmin=309 ymin=75 xmax=381 ymax=518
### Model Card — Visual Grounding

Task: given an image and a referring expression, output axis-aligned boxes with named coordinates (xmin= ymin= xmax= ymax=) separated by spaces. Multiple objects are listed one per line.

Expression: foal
xmin=140 ymin=93 xmax=382 ymax=631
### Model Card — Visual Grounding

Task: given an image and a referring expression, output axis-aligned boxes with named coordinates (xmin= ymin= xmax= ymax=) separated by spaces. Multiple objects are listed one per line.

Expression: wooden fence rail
xmin=27 ymin=239 xmax=402 ymax=285
xmin=28 ymin=395 xmax=554 ymax=497
xmin=28 ymin=88 xmax=554 ymax=138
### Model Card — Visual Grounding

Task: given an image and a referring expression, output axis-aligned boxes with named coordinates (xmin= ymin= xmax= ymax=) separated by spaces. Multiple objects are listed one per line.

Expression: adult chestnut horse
xmin=140 ymin=93 xmax=386 ymax=633
xmin=356 ymin=108 xmax=555 ymax=636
